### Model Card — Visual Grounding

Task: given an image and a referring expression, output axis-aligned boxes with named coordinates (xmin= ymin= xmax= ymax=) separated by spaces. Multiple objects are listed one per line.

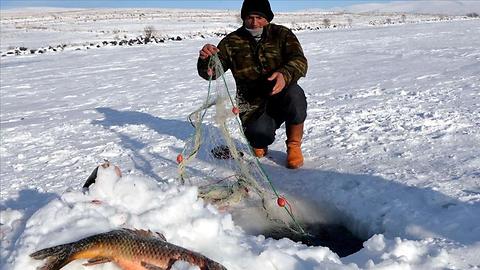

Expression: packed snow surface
xmin=1 ymin=8 xmax=480 ymax=270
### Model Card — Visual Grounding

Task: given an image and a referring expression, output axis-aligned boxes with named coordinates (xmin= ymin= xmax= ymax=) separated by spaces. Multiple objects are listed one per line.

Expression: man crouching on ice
xmin=197 ymin=0 xmax=308 ymax=169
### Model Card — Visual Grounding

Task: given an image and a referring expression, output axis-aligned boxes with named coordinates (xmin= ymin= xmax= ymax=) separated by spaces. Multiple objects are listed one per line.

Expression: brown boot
xmin=253 ymin=147 xmax=268 ymax=158
xmin=286 ymin=123 xmax=304 ymax=169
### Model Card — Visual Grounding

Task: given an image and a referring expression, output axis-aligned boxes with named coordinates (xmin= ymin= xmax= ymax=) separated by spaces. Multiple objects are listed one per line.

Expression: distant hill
xmin=341 ymin=0 xmax=480 ymax=15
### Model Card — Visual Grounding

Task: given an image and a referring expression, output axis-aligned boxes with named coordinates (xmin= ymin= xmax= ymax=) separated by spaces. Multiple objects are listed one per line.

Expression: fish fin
xmin=154 ymin=231 xmax=167 ymax=242
xmin=122 ymin=228 xmax=154 ymax=238
xmin=122 ymin=228 xmax=167 ymax=241
xmin=141 ymin=261 xmax=167 ymax=270
xmin=82 ymin=166 xmax=98 ymax=189
xmin=30 ymin=244 xmax=74 ymax=270
xmin=83 ymin=256 xmax=111 ymax=266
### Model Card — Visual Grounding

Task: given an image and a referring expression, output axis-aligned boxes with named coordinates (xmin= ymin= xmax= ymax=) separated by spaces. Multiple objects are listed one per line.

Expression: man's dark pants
xmin=243 ymin=83 xmax=307 ymax=148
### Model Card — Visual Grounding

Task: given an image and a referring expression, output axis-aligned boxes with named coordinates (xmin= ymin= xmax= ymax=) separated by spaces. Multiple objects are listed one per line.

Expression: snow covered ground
xmin=0 ymin=8 xmax=466 ymax=53
xmin=343 ymin=0 xmax=480 ymax=15
xmin=1 ymin=8 xmax=480 ymax=270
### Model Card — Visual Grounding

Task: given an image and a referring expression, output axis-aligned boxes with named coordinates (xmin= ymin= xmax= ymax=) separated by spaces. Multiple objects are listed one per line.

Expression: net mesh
xmin=177 ymin=54 xmax=305 ymax=234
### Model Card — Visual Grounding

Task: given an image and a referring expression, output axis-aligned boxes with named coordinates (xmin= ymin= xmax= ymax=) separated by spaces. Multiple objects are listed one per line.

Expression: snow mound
xmin=5 ymin=164 xmax=478 ymax=269
xmin=7 ymin=164 xmax=342 ymax=269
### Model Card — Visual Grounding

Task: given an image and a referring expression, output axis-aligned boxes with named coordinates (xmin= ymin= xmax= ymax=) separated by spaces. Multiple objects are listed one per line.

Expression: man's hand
xmin=199 ymin=44 xmax=219 ymax=60
xmin=268 ymin=72 xmax=286 ymax=95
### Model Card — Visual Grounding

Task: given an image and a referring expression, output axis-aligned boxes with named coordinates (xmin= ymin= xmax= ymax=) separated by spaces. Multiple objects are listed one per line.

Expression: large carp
xmin=30 ymin=228 xmax=227 ymax=270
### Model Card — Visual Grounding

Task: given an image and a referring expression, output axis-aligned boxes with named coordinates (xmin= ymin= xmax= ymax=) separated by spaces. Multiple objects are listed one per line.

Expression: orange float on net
xmin=207 ymin=68 xmax=214 ymax=77
xmin=176 ymin=154 xmax=183 ymax=164
xmin=277 ymin=197 xmax=287 ymax=207
xmin=232 ymin=107 xmax=240 ymax=115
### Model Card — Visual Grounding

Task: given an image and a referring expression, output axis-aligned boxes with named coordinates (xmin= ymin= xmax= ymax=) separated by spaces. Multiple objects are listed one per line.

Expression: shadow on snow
xmin=1 ymin=189 xmax=59 ymax=259
xmin=262 ymin=153 xmax=480 ymax=246
xmin=92 ymin=107 xmax=194 ymax=182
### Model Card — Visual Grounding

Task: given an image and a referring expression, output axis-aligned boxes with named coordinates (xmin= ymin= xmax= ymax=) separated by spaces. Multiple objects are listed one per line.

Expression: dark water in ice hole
xmin=260 ymin=223 xmax=366 ymax=257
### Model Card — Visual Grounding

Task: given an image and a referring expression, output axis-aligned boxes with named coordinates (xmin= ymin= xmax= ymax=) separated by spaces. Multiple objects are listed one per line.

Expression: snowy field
xmin=1 ymin=8 xmax=480 ymax=270
xmin=0 ymin=8 xmax=465 ymax=54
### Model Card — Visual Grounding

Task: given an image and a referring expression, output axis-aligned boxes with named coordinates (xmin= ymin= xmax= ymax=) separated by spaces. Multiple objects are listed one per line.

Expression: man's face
xmin=244 ymin=14 xmax=268 ymax=29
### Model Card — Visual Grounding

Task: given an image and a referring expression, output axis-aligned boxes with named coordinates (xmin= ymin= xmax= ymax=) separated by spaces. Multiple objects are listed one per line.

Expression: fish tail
xmin=30 ymin=243 xmax=74 ymax=270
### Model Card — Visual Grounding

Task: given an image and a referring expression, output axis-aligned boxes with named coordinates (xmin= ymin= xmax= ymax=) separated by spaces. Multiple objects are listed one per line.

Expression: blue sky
xmin=0 ymin=0 xmax=392 ymax=11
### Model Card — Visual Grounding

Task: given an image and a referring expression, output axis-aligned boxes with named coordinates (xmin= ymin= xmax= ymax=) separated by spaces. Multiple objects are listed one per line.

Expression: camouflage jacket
xmin=197 ymin=23 xmax=308 ymax=123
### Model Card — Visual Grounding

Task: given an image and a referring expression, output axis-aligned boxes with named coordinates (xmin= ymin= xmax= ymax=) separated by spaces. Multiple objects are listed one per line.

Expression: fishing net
xmin=177 ymin=54 xmax=305 ymax=234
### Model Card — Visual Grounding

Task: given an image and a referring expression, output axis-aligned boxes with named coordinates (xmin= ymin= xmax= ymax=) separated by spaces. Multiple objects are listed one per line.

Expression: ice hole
xmin=260 ymin=222 xmax=365 ymax=257
xmin=230 ymin=195 xmax=368 ymax=257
